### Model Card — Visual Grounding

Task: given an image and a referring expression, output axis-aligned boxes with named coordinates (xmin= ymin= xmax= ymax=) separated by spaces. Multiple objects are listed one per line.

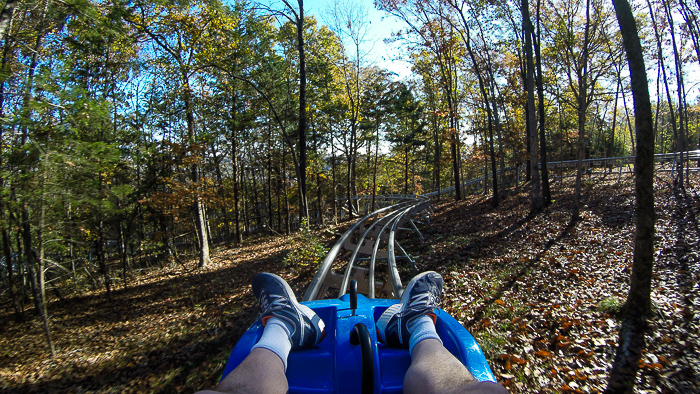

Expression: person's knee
xmin=404 ymin=362 xmax=472 ymax=394
xmin=405 ymin=373 xmax=508 ymax=394
xmin=460 ymin=381 xmax=510 ymax=394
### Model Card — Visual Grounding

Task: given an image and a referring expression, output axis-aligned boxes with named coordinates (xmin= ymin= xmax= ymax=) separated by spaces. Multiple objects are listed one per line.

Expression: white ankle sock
xmin=407 ymin=314 xmax=442 ymax=356
xmin=251 ymin=318 xmax=292 ymax=370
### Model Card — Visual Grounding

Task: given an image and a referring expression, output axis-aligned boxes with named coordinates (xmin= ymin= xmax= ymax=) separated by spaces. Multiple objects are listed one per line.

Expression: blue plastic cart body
xmin=221 ymin=294 xmax=496 ymax=393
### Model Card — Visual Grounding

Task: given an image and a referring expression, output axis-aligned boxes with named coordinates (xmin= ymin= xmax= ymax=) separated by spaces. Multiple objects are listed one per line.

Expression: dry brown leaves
xmin=0 ymin=172 xmax=698 ymax=393
xmin=0 ymin=229 xmax=337 ymax=393
xmin=418 ymin=172 xmax=699 ymax=393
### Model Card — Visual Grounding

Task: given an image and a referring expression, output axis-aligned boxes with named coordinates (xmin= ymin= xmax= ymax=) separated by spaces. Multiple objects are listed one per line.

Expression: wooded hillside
xmin=1 ymin=0 xmax=700 ymax=391
xmin=1 ymin=172 xmax=698 ymax=392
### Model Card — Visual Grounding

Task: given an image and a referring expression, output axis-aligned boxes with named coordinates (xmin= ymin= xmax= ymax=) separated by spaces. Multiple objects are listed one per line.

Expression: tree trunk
xmin=432 ymin=104 xmax=441 ymax=201
xmin=487 ymin=114 xmax=499 ymax=206
xmin=0 ymin=0 xmax=17 ymax=38
xmin=211 ymin=141 xmax=230 ymax=243
xmin=574 ymin=0 xmax=591 ymax=219
xmin=456 ymin=7 xmax=498 ymax=206
xmin=653 ymin=68 xmax=662 ymax=153
xmin=283 ymin=148 xmax=291 ymax=234
xmin=15 ymin=228 xmax=27 ymax=309
xmin=316 ymin=168 xmax=323 ymax=226
xmin=37 ymin=165 xmax=56 ymax=357
xmin=331 ymin=140 xmax=337 ymax=224
xmin=525 ymin=103 xmax=532 ymax=182
xmin=679 ymin=0 xmax=700 ymax=71
xmin=435 ymin=49 xmax=461 ymax=201
xmin=346 ymin=145 xmax=353 ymax=219
xmin=267 ymin=120 xmax=274 ymax=230
xmin=492 ymin=91 xmax=505 ymax=192
xmin=183 ymin=81 xmax=211 ymax=268
xmin=314 ymin=125 xmax=324 ymax=226
xmin=404 ymin=146 xmax=409 ymax=195
xmin=484 ymin=136 xmax=489 ymax=195
xmin=450 ymin=119 xmax=461 ymax=201
xmin=534 ymin=0 xmax=551 ymax=206
xmin=277 ymin=161 xmax=283 ymax=232
xmin=242 ymin=165 xmax=250 ymax=237
xmin=0 ymin=78 xmax=19 ymax=319
xmin=663 ymin=0 xmax=687 ymax=187
xmin=232 ymin=126 xmax=242 ymax=244
xmin=523 ymin=0 xmax=542 ymax=213
xmin=351 ymin=121 xmax=359 ymax=215
xmin=21 ymin=207 xmax=41 ymax=315
xmin=119 ymin=222 xmax=128 ymax=289
xmin=296 ymin=0 xmax=309 ymax=221
xmin=606 ymin=0 xmax=655 ymax=389
xmin=454 ymin=1 xmax=501 ymax=205
xmin=195 ymin=200 xmax=211 ymax=267
xmin=621 ymin=89 xmax=636 ymax=154
xmin=251 ymin=158 xmax=261 ymax=228
xmin=0 ymin=5 xmax=19 ymax=320
xmin=2 ymin=223 xmax=20 ymax=320
xmin=371 ymin=118 xmax=380 ymax=211
xmin=97 ymin=217 xmax=112 ymax=302
xmin=17 ymin=4 xmax=44 ymax=316
xmin=610 ymin=73 xmax=621 ymax=161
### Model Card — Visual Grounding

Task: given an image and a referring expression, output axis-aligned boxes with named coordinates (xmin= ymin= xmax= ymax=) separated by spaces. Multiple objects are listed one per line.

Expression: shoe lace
xmin=259 ymin=290 xmax=290 ymax=315
xmin=404 ymin=284 xmax=441 ymax=314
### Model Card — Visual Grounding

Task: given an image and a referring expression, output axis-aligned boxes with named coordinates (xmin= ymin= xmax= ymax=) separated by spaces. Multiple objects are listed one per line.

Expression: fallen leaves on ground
xmin=420 ymin=172 xmax=699 ymax=393
xmin=0 ymin=229 xmax=340 ymax=393
xmin=0 ymin=172 xmax=698 ymax=393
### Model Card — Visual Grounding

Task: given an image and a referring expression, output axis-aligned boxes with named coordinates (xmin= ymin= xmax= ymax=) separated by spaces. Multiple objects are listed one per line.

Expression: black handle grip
xmin=350 ymin=279 xmax=358 ymax=312
xmin=349 ymin=323 xmax=374 ymax=394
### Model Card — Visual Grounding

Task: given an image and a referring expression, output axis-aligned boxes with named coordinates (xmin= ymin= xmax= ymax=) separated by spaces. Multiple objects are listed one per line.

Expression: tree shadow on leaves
xmin=606 ymin=181 xmax=699 ymax=393
xmin=604 ymin=314 xmax=647 ymax=393
xmin=1 ymin=310 xmax=255 ymax=393
xmin=463 ymin=214 xmax=578 ymax=330
xmin=0 ymin=246 xmax=299 ymax=393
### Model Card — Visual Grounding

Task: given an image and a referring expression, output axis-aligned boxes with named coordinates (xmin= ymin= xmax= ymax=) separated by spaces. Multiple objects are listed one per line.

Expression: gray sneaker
xmin=252 ymin=273 xmax=325 ymax=350
xmin=376 ymin=271 xmax=443 ymax=347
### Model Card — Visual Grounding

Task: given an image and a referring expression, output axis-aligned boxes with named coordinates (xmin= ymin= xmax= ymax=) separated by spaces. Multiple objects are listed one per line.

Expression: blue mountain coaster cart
xmin=222 ymin=197 xmax=497 ymax=393
xmin=221 ymin=282 xmax=497 ymax=393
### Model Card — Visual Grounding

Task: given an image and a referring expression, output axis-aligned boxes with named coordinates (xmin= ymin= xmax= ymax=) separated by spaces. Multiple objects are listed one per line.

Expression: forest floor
xmin=1 ymin=171 xmax=699 ymax=393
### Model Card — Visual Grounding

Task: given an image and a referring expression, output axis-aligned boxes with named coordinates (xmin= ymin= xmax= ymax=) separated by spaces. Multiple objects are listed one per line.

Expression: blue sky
xmin=263 ymin=0 xmax=412 ymax=79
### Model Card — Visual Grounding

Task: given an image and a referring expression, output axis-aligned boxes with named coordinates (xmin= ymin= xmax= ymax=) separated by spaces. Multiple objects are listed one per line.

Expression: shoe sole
xmin=253 ymin=273 xmax=325 ymax=347
xmin=399 ymin=271 xmax=441 ymax=305
xmin=377 ymin=271 xmax=442 ymax=344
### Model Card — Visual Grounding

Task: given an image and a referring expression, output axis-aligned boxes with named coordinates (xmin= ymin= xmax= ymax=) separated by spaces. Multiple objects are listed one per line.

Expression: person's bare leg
xmin=198 ymin=273 xmax=325 ymax=394
xmin=378 ymin=272 xmax=507 ymax=394
xmin=403 ymin=339 xmax=474 ymax=394
xmin=197 ymin=348 xmax=287 ymax=394
xmin=404 ymin=339 xmax=509 ymax=394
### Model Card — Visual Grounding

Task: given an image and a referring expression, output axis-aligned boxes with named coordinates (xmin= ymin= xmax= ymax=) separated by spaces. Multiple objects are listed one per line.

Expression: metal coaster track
xmin=222 ymin=198 xmax=499 ymax=392
xmin=303 ymin=195 xmax=431 ymax=302
xmin=303 ymin=151 xmax=700 ymax=302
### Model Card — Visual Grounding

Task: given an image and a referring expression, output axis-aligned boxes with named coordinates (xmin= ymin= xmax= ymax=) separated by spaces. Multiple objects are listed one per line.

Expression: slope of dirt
xmin=0 ymin=172 xmax=698 ymax=393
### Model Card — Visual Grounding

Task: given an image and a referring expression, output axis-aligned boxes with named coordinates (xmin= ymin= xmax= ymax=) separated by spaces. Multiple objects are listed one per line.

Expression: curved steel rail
xmin=303 ymin=195 xmax=430 ymax=302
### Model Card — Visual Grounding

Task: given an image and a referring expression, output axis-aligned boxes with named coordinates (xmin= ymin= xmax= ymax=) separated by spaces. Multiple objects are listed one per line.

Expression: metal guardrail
xmin=303 ymin=196 xmax=430 ymax=302
xmin=424 ymin=150 xmax=700 ymax=198
xmin=308 ymin=150 xmax=699 ymax=300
